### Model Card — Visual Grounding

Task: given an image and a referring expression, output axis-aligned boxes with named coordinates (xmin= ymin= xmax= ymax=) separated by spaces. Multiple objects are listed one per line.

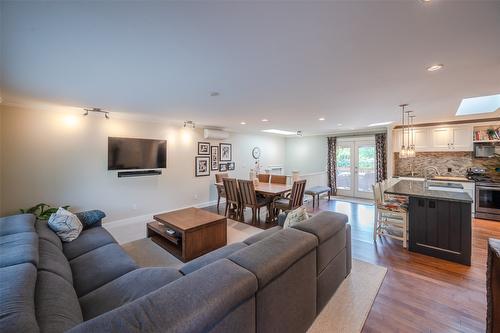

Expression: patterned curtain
xmin=327 ymin=137 xmax=337 ymax=195
xmin=375 ymin=133 xmax=387 ymax=182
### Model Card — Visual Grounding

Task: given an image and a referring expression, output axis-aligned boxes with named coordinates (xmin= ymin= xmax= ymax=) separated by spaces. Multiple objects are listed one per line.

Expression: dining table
xmin=214 ymin=181 xmax=292 ymax=222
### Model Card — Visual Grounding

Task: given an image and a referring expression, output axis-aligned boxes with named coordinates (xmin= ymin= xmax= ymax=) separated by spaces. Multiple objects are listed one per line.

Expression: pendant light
xmin=408 ymin=114 xmax=416 ymax=157
xmin=399 ymin=104 xmax=408 ymax=158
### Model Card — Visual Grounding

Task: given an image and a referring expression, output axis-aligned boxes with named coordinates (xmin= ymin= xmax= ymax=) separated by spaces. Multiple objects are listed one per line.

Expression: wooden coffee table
xmin=147 ymin=207 xmax=227 ymax=262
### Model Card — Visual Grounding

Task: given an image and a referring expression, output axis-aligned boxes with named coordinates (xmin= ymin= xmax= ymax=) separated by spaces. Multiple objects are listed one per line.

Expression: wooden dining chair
xmin=238 ymin=179 xmax=269 ymax=223
xmin=270 ymin=174 xmax=287 ymax=185
xmin=257 ymin=173 xmax=270 ymax=183
xmin=215 ymin=173 xmax=229 ymax=214
xmin=273 ymin=180 xmax=307 ymax=215
xmin=223 ymin=178 xmax=241 ymax=220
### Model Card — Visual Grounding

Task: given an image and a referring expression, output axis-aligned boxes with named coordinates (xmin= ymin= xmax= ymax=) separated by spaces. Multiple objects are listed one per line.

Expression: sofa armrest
xmin=67 ymin=259 xmax=258 ymax=333
xmin=292 ymin=211 xmax=348 ymax=243
xmin=75 ymin=210 xmax=105 ymax=229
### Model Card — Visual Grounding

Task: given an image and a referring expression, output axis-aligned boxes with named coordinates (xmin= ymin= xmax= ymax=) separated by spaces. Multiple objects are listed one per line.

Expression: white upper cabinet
xmin=412 ymin=128 xmax=429 ymax=150
xmin=393 ymin=124 xmax=473 ymax=152
xmin=431 ymin=128 xmax=451 ymax=149
xmin=450 ymin=126 xmax=473 ymax=150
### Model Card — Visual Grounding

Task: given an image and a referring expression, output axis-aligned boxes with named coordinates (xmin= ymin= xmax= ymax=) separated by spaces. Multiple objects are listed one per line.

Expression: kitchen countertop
xmin=385 ymin=180 xmax=473 ymax=203
xmin=394 ymin=175 xmax=474 ymax=182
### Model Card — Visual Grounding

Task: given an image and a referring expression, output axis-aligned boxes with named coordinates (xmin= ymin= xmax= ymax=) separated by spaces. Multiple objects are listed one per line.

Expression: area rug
xmin=123 ymin=237 xmax=386 ymax=333
xmin=307 ymin=259 xmax=386 ymax=333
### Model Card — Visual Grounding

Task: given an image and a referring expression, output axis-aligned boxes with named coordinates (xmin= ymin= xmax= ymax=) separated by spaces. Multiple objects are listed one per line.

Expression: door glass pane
xmin=357 ymin=146 xmax=375 ymax=193
xmin=336 ymin=146 xmax=351 ymax=190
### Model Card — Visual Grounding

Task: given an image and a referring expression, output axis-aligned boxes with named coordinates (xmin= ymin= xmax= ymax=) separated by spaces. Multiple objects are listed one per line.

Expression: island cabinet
xmin=409 ymin=197 xmax=472 ymax=265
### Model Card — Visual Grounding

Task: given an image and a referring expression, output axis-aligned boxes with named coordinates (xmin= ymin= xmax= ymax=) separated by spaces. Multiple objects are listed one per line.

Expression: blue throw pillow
xmin=75 ymin=210 xmax=106 ymax=229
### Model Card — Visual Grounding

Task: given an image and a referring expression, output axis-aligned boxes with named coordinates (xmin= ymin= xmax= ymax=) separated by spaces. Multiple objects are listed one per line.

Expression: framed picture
xmin=219 ymin=163 xmax=228 ymax=172
xmin=210 ymin=146 xmax=219 ymax=171
xmin=219 ymin=143 xmax=232 ymax=161
xmin=228 ymin=162 xmax=235 ymax=171
xmin=198 ymin=142 xmax=210 ymax=155
xmin=195 ymin=156 xmax=210 ymax=177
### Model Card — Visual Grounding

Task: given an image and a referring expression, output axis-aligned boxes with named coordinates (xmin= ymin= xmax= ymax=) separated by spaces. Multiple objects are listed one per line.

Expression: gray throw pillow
xmin=48 ymin=208 xmax=83 ymax=242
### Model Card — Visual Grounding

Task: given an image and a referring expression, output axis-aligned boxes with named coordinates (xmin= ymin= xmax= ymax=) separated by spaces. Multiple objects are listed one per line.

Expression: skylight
xmin=261 ymin=129 xmax=296 ymax=135
xmin=455 ymin=94 xmax=500 ymax=116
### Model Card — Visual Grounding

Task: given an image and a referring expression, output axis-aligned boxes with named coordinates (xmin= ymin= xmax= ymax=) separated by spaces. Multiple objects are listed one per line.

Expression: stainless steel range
xmin=467 ymin=167 xmax=500 ymax=221
xmin=475 ymin=181 xmax=500 ymax=221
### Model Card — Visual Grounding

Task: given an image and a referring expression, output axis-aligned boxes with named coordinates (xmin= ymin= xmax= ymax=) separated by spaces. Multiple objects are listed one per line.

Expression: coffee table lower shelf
xmin=149 ymin=234 xmax=183 ymax=260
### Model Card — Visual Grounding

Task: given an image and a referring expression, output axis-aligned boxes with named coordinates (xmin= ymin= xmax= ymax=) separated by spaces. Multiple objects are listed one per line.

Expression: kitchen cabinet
xmin=409 ymin=196 xmax=471 ymax=265
xmin=393 ymin=125 xmax=473 ymax=152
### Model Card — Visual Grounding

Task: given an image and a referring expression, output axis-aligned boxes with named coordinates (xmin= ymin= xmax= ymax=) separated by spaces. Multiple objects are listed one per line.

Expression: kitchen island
xmin=385 ymin=180 xmax=473 ymax=265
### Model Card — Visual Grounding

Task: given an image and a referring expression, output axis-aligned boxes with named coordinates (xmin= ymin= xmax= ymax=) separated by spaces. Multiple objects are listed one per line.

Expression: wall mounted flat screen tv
xmin=108 ymin=137 xmax=167 ymax=170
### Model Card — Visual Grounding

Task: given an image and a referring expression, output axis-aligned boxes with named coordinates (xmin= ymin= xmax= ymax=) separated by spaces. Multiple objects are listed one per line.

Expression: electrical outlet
xmin=194 ymin=194 xmax=198 ymax=200
xmin=132 ymin=204 xmax=137 ymax=210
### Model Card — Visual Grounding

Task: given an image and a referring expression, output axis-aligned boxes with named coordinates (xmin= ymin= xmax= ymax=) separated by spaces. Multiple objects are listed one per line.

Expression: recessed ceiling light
xmin=240 ymin=121 xmax=246 ymax=125
xmin=337 ymin=123 xmax=343 ymax=127
xmin=262 ymin=129 xmax=296 ymax=135
xmin=427 ymin=64 xmax=444 ymax=72
xmin=318 ymin=117 xmax=325 ymax=121
xmin=368 ymin=121 xmax=394 ymax=127
xmin=210 ymin=92 xmax=220 ymax=97
xmin=456 ymin=94 xmax=500 ymax=116
xmin=261 ymin=119 xmax=269 ymax=122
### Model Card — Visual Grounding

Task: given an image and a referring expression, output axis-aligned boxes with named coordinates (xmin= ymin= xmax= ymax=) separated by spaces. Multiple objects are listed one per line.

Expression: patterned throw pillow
xmin=283 ymin=206 xmax=309 ymax=229
xmin=48 ymin=207 xmax=83 ymax=242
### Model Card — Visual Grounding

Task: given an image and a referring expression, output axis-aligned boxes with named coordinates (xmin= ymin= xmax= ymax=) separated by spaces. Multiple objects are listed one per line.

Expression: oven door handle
xmin=477 ymin=186 xmax=500 ymax=191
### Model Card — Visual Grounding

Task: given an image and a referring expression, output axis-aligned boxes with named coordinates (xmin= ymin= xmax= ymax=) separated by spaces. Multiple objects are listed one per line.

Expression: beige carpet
xmin=123 ymin=225 xmax=386 ymax=333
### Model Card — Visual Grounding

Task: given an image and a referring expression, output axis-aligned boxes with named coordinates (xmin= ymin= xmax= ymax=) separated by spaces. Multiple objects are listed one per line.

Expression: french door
xmin=336 ymin=140 xmax=376 ymax=199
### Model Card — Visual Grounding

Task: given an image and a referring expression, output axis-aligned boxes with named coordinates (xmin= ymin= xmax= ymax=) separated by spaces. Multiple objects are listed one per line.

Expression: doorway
xmin=336 ymin=138 xmax=376 ymax=199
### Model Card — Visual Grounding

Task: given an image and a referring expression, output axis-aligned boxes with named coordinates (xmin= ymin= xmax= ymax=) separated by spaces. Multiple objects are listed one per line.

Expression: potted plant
xmin=19 ymin=203 xmax=70 ymax=220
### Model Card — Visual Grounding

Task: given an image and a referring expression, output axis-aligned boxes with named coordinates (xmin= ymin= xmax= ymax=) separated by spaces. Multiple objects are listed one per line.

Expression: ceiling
xmin=1 ymin=0 xmax=499 ymax=135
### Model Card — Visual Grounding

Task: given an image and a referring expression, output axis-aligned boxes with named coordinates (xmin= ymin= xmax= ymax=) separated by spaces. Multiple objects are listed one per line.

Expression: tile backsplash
xmin=394 ymin=151 xmax=500 ymax=181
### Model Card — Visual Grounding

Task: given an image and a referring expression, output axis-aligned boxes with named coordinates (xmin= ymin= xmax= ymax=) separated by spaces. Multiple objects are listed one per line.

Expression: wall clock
xmin=252 ymin=147 xmax=261 ymax=159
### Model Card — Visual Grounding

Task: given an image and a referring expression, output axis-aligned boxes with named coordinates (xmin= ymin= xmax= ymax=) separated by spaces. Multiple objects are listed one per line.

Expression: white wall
xmin=0 ymin=105 xmax=285 ymax=221
xmin=285 ymin=135 xmax=327 ymax=174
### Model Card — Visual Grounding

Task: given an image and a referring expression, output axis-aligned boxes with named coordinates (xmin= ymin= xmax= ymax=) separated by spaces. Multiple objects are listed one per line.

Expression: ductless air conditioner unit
xmin=204 ymin=129 xmax=230 ymax=140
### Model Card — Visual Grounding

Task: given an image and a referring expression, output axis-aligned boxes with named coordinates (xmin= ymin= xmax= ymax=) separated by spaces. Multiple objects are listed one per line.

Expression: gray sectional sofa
xmin=0 ymin=210 xmax=351 ymax=333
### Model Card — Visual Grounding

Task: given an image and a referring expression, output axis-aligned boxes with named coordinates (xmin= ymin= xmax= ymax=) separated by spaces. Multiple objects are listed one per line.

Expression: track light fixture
xmin=83 ymin=108 xmax=110 ymax=119
xmin=184 ymin=120 xmax=195 ymax=129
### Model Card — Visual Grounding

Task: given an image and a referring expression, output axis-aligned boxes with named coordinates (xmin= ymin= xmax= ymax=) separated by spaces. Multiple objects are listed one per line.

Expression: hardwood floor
xmin=206 ymin=197 xmax=500 ymax=332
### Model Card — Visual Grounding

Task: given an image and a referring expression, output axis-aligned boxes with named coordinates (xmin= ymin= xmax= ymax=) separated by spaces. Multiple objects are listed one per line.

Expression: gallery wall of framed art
xmin=195 ymin=141 xmax=234 ymax=177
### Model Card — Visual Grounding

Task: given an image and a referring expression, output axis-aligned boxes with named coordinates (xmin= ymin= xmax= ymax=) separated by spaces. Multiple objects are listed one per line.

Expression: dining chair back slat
xmin=290 ymin=180 xmax=307 ymax=209
xmin=257 ymin=174 xmax=270 ymax=183
xmin=238 ymin=179 xmax=257 ymax=206
xmin=270 ymin=175 xmax=287 ymax=185
xmin=223 ymin=178 xmax=240 ymax=205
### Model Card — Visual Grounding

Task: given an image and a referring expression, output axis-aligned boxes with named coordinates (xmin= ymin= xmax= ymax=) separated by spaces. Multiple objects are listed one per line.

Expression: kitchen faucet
xmin=423 ymin=166 xmax=440 ymax=188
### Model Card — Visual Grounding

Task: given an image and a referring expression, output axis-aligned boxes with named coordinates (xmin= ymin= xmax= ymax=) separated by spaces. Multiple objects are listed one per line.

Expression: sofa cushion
xmin=180 ymin=242 xmax=248 ymax=275
xmin=0 ymin=263 xmax=39 ymax=333
xmin=70 ymin=243 xmax=138 ymax=297
xmin=79 ymin=267 xmax=182 ymax=320
xmin=229 ymin=228 xmax=317 ymax=288
xmin=35 ymin=271 xmax=83 ymax=333
xmin=48 ymin=208 xmax=83 ymax=242
xmin=36 ymin=219 xmax=63 ymax=250
xmin=63 ymin=227 xmax=115 ymax=260
xmin=0 ymin=213 xmax=35 ymax=237
xmin=39 ymin=239 xmax=73 ymax=284
xmin=0 ymin=232 xmax=39 ymax=268
xmin=66 ymin=259 xmax=258 ymax=333
xmin=243 ymin=226 xmax=281 ymax=245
